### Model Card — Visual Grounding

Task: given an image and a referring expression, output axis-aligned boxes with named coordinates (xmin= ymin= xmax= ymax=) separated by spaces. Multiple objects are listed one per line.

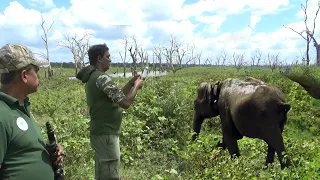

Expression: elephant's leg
xmin=216 ymin=129 xmax=242 ymax=150
xmin=222 ymin=125 xmax=240 ymax=158
xmin=192 ymin=113 xmax=205 ymax=141
xmin=264 ymin=127 xmax=291 ymax=169
xmin=265 ymin=121 xmax=285 ymax=166
xmin=265 ymin=144 xmax=275 ymax=166
xmin=220 ymin=110 xmax=240 ymax=157
xmin=224 ymin=134 xmax=240 ymax=158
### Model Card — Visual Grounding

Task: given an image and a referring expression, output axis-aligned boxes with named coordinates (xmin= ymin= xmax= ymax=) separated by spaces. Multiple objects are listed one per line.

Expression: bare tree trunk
xmin=40 ymin=14 xmax=54 ymax=78
xmin=306 ymin=35 xmax=310 ymax=66
xmin=119 ymin=36 xmax=128 ymax=77
xmin=284 ymin=0 xmax=319 ymax=66
xmin=316 ymin=44 xmax=320 ymax=65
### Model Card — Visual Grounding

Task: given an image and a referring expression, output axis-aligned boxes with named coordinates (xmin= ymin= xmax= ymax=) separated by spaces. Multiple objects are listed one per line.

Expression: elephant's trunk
xmin=192 ymin=113 xmax=205 ymax=141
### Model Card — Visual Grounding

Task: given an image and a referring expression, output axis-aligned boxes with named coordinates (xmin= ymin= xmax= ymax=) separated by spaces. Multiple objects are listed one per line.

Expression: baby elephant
xmin=192 ymin=77 xmax=291 ymax=169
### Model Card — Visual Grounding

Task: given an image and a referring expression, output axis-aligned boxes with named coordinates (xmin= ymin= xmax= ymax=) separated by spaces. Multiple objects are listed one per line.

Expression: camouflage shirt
xmin=96 ymin=74 xmax=125 ymax=103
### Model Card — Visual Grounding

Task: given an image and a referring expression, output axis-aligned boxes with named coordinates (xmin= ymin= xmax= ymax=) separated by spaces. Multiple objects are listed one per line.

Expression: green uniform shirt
xmin=85 ymin=70 xmax=125 ymax=135
xmin=0 ymin=92 xmax=54 ymax=180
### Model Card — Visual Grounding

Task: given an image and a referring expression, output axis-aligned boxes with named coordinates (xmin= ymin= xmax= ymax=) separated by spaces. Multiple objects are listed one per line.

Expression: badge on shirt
xmin=16 ymin=117 xmax=28 ymax=131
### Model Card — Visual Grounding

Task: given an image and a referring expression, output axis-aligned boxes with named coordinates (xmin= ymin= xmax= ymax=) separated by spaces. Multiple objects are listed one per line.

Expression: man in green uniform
xmin=76 ymin=43 xmax=144 ymax=180
xmin=0 ymin=43 xmax=64 ymax=179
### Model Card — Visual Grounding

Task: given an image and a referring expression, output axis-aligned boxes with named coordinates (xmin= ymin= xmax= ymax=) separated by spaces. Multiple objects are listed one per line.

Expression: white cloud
xmin=250 ymin=16 xmax=261 ymax=29
xmin=1 ymin=2 xmax=42 ymax=26
xmin=182 ymin=0 xmax=289 ymax=17
xmin=0 ymin=0 xmax=319 ymax=65
xmin=196 ymin=15 xmax=226 ymax=34
xmin=248 ymin=0 xmax=290 ymax=16
xmin=28 ymin=0 xmax=55 ymax=9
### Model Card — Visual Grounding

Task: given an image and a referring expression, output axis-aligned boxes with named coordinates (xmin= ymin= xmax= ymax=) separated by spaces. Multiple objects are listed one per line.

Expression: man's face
xmin=20 ymin=65 xmax=40 ymax=94
xmin=100 ymin=51 xmax=111 ymax=72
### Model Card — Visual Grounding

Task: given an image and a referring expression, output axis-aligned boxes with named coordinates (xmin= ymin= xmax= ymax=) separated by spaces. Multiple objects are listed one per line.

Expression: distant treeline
xmin=49 ymin=62 xmax=296 ymax=69
xmin=50 ymin=62 xmax=203 ymax=69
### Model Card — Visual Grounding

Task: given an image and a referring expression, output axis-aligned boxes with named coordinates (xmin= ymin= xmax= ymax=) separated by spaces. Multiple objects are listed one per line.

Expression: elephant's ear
xmin=197 ymin=82 xmax=211 ymax=103
xmin=213 ymin=81 xmax=220 ymax=97
xmin=197 ymin=82 xmax=207 ymax=99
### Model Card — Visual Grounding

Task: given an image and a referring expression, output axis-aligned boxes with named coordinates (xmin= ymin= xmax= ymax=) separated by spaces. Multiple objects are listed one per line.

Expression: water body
xmin=68 ymin=70 xmax=168 ymax=80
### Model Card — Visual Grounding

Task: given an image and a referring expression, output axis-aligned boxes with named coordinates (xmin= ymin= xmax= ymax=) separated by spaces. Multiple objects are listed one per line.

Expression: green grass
xmin=29 ymin=66 xmax=320 ymax=180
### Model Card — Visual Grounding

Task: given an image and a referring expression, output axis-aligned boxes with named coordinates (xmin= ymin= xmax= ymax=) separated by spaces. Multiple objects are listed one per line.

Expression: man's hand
xmin=56 ymin=144 xmax=65 ymax=166
xmin=129 ymin=71 xmax=141 ymax=86
xmin=134 ymin=77 xmax=144 ymax=89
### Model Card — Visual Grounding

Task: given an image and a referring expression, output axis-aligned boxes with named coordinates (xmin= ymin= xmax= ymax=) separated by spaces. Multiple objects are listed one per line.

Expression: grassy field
xmin=30 ymin=66 xmax=320 ymax=179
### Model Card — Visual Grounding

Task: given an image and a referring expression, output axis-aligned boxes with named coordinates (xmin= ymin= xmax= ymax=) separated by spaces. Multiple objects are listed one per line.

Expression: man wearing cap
xmin=0 ymin=43 xmax=64 ymax=179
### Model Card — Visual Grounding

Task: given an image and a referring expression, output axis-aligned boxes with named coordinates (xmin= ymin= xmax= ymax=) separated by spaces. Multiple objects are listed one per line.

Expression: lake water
xmin=68 ymin=70 xmax=168 ymax=80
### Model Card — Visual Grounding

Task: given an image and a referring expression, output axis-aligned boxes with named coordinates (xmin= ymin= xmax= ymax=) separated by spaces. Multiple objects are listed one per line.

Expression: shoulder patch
xmin=97 ymin=74 xmax=112 ymax=83
xmin=16 ymin=117 xmax=28 ymax=131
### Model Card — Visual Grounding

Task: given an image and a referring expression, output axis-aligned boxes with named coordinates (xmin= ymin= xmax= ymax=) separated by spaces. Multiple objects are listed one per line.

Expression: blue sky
xmin=0 ymin=0 xmax=319 ymax=65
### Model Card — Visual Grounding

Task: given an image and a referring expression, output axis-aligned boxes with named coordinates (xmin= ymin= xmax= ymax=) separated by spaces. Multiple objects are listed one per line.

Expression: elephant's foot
xmin=264 ymin=161 xmax=274 ymax=169
xmin=280 ymin=156 xmax=291 ymax=170
xmin=191 ymin=133 xmax=199 ymax=142
xmin=230 ymin=153 xmax=240 ymax=159
xmin=215 ymin=140 xmax=227 ymax=150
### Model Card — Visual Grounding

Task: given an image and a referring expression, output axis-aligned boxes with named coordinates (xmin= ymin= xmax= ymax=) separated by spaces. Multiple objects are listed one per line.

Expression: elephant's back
xmin=222 ymin=77 xmax=267 ymax=98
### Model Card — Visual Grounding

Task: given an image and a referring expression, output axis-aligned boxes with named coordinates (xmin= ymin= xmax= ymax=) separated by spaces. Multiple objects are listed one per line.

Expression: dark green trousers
xmin=90 ymin=134 xmax=120 ymax=180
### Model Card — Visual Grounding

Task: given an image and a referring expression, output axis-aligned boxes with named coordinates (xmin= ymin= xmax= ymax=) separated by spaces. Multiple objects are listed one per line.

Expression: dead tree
xmin=119 ymin=36 xmax=128 ymax=77
xmin=267 ymin=52 xmax=280 ymax=72
xmin=174 ymin=44 xmax=189 ymax=72
xmin=152 ymin=52 xmax=156 ymax=74
xmin=153 ymin=45 xmax=163 ymax=72
xmin=128 ymin=36 xmax=138 ymax=75
xmin=204 ymin=58 xmax=211 ymax=66
xmin=220 ymin=49 xmax=228 ymax=66
xmin=231 ymin=52 xmax=246 ymax=71
xmin=58 ymin=32 xmax=90 ymax=75
xmin=73 ymin=32 xmax=90 ymax=69
xmin=251 ymin=49 xmax=262 ymax=67
xmin=307 ymin=0 xmax=320 ymax=64
xmin=162 ymin=34 xmax=177 ymax=72
xmin=186 ymin=45 xmax=196 ymax=67
xmin=138 ymin=47 xmax=148 ymax=71
xmin=196 ymin=50 xmax=203 ymax=66
xmin=40 ymin=14 xmax=54 ymax=78
xmin=215 ymin=56 xmax=221 ymax=66
xmin=284 ymin=0 xmax=320 ymax=65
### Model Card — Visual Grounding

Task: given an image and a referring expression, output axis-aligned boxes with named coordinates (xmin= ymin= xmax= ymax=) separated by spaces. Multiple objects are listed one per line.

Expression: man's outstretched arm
xmin=96 ymin=75 xmax=143 ymax=109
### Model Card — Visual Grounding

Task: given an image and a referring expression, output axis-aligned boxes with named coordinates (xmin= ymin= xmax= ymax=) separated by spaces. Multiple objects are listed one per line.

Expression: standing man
xmin=76 ymin=43 xmax=144 ymax=180
xmin=0 ymin=43 xmax=64 ymax=179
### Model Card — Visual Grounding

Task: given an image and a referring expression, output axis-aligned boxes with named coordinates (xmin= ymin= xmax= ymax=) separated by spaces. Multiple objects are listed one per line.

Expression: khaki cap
xmin=0 ymin=43 xmax=49 ymax=73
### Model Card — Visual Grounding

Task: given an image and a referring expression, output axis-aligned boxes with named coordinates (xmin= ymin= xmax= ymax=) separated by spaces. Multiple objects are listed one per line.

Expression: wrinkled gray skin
xmin=283 ymin=72 xmax=320 ymax=99
xmin=192 ymin=77 xmax=292 ymax=169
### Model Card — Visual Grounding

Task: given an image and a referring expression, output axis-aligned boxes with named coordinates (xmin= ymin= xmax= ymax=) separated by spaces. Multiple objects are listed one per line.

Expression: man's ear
xmin=20 ymin=70 xmax=28 ymax=83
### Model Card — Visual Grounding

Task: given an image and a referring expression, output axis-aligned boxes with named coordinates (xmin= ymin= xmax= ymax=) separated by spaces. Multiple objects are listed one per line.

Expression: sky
xmin=0 ymin=0 xmax=319 ymax=65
